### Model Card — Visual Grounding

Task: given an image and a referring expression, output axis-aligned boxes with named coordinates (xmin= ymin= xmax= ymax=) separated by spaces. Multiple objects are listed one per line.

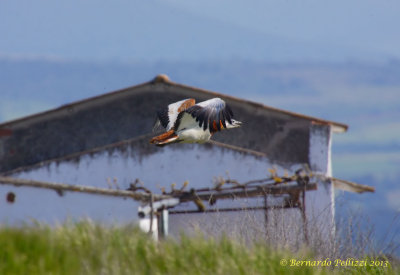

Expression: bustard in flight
xmin=150 ymin=98 xmax=242 ymax=146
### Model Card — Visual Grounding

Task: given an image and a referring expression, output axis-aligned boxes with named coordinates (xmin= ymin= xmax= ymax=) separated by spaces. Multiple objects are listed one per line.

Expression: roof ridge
xmin=0 ymin=74 xmax=348 ymax=132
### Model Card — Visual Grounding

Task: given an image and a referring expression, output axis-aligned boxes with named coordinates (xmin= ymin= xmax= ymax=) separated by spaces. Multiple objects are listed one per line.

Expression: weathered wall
xmin=0 ymin=81 xmax=310 ymax=172
xmin=1 ymin=140 xmax=302 ymax=225
xmin=305 ymin=123 xmax=335 ymax=253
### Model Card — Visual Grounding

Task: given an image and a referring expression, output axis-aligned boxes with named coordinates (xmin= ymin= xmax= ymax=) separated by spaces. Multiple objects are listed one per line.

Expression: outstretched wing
xmin=176 ymin=98 xmax=234 ymax=132
xmin=153 ymin=98 xmax=196 ymax=131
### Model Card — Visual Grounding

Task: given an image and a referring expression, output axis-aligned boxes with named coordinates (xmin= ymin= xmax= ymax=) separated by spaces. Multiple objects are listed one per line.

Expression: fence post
xmin=158 ymin=208 xmax=169 ymax=238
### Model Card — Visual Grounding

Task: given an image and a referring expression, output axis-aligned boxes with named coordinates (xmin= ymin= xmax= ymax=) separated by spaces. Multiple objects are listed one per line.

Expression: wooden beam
xmin=179 ymin=183 xmax=317 ymax=202
xmin=0 ymin=176 xmax=171 ymax=202
xmin=0 ymin=176 xmax=318 ymax=206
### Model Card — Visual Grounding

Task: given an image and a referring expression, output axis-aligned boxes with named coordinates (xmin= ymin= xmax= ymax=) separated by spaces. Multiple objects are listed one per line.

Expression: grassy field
xmin=0 ymin=221 xmax=397 ymax=275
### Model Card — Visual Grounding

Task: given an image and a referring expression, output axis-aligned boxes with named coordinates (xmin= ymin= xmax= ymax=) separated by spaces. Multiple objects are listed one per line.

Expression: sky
xmin=1 ymin=0 xmax=400 ymax=62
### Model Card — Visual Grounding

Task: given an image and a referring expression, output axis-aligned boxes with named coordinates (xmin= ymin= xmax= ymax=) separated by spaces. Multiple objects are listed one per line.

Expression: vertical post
xmin=264 ymin=194 xmax=268 ymax=238
xmin=301 ymin=190 xmax=309 ymax=245
xmin=149 ymin=194 xmax=155 ymax=237
xmin=158 ymin=208 xmax=169 ymax=238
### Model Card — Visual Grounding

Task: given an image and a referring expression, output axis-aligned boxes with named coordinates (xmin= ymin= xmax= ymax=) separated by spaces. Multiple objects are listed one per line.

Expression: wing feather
xmin=178 ymin=98 xmax=234 ymax=133
xmin=155 ymin=98 xmax=195 ymax=131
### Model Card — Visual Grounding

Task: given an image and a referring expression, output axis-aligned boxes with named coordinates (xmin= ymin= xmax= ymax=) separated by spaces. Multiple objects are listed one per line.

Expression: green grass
xmin=0 ymin=221 xmax=396 ymax=275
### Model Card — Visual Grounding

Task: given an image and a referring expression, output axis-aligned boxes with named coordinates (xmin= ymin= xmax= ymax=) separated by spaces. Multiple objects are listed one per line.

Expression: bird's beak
xmin=232 ymin=120 xmax=242 ymax=128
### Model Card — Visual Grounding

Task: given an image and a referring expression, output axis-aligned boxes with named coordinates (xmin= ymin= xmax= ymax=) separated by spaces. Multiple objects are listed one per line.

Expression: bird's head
xmin=228 ymin=119 xmax=242 ymax=129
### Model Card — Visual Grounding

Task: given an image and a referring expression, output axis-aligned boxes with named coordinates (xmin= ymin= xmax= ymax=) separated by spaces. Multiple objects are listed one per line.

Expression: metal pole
xmin=169 ymin=205 xmax=295 ymax=214
xmin=264 ymin=194 xmax=268 ymax=238
xmin=301 ymin=190 xmax=309 ymax=245
xmin=159 ymin=208 xmax=169 ymax=238
xmin=149 ymin=194 xmax=155 ymax=238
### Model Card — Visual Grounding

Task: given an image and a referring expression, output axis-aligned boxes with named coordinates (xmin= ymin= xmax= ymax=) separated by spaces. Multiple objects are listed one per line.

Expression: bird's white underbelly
xmin=177 ymin=128 xmax=212 ymax=143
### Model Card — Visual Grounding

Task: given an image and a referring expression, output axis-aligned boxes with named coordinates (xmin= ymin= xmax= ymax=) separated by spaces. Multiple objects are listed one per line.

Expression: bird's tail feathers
xmin=150 ymin=130 xmax=180 ymax=146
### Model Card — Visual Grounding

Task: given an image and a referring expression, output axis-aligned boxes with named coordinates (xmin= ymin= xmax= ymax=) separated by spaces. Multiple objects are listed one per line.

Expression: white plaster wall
xmin=307 ymin=124 xmax=335 ymax=251
xmin=0 ymin=144 xmax=301 ymax=229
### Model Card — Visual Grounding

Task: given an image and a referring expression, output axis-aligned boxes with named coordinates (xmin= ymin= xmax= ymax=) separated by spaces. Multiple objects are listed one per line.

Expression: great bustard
xmin=150 ymin=98 xmax=242 ymax=146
